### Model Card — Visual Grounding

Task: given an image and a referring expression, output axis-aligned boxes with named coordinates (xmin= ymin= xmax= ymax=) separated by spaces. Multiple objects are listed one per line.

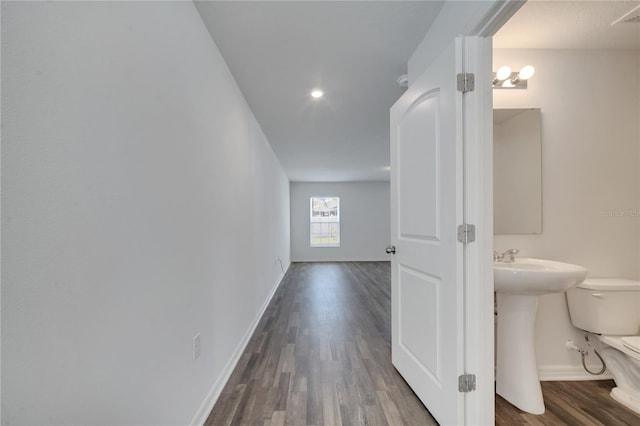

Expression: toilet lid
xmin=622 ymin=336 xmax=640 ymax=354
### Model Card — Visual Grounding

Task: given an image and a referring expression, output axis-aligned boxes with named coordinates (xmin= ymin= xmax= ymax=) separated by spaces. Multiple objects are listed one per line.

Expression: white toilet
xmin=566 ymin=278 xmax=640 ymax=414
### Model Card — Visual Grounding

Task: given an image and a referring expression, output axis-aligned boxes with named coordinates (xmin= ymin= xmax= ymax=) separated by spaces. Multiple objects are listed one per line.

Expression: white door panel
xmin=390 ymin=38 xmax=464 ymax=426
xmin=398 ymin=266 xmax=440 ymax=379
xmin=398 ymin=91 xmax=440 ymax=240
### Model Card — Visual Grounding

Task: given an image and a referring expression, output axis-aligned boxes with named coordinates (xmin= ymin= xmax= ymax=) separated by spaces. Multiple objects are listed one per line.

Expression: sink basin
xmin=494 ymin=258 xmax=588 ymax=295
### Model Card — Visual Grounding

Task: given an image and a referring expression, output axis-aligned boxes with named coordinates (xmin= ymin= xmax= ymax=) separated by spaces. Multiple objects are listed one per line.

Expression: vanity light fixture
xmin=492 ymin=65 xmax=535 ymax=89
xmin=492 ymin=66 xmax=511 ymax=85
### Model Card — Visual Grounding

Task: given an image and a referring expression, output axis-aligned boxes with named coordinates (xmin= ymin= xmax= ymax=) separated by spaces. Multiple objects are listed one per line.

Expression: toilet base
xmin=598 ymin=336 xmax=640 ymax=415
xmin=610 ymin=387 xmax=640 ymax=415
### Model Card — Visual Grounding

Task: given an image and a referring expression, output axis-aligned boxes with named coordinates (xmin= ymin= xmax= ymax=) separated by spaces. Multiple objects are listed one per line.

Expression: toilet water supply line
xmin=566 ymin=334 xmax=607 ymax=375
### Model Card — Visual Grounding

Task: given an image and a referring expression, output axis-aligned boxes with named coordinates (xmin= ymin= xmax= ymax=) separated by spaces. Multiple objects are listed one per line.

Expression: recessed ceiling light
xmin=311 ymin=89 xmax=324 ymax=98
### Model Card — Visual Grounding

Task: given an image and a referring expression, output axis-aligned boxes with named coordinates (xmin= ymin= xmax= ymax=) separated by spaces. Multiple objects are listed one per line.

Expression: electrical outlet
xmin=193 ymin=333 xmax=201 ymax=361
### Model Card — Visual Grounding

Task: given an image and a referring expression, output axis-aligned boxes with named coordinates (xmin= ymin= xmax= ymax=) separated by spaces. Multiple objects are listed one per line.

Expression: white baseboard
xmin=189 ymin=264 xmax=289 ymax=426
xmin=290 ymin=257 xmax=390 ymax=262
xmin=538 ymin=365 xmax=613 ymax=381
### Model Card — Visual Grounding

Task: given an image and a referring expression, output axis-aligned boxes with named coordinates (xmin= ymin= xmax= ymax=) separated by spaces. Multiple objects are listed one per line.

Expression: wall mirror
xmin=494 ymin=108 xmax=542 ymax=235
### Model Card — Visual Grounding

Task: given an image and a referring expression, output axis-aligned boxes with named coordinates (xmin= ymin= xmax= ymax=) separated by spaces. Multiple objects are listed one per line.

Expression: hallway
xmin=205 ymin=262 xmax=437 ymax=425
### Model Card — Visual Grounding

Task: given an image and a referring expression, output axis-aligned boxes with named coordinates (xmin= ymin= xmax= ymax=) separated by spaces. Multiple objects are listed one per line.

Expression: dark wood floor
xmin=206 ymin=262 xmax=437 ymax=425
xmin=207 ymin=262 xmax=640 ymax=426
xmin=497 ymin=380 xmax=640 ymax=426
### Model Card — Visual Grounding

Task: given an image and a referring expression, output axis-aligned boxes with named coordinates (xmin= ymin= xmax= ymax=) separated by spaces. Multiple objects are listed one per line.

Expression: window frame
xmin=309 ymin=196 xmax=340 ymax=247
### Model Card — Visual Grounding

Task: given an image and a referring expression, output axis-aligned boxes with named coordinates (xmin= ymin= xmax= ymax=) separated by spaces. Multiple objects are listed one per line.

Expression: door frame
xmin=451 ymin=1 xmax=525 ymax=424
xmin=407 ymin=0 xmax=525 ymax=424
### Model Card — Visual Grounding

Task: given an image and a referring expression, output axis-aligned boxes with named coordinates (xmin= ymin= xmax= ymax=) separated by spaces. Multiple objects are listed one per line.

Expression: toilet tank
xmin=566 ymin=278 xmax=640 ymax=335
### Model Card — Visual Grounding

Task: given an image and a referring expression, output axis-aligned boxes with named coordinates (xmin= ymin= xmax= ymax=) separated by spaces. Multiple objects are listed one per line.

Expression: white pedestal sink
xmin=495 ymin=258 xmax=588 ymax=414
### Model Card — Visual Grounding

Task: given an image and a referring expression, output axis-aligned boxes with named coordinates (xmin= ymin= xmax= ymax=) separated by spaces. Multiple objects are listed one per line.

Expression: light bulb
xmin=311 ymin=89 xmax=324 ymax=98
xmin=518 ymin=65 xmax=535 ymax=80
xmin=496 ymin=66 xmax=512 ymax=81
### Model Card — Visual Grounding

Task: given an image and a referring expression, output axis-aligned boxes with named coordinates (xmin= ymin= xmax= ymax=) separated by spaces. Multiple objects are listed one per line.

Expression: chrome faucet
xmin=494 ymin=249 xmax=519 ymax=263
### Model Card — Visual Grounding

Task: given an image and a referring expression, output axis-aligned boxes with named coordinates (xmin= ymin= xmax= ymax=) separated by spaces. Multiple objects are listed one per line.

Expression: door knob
xmin=386 ymin=245 xmax=396 ymax=254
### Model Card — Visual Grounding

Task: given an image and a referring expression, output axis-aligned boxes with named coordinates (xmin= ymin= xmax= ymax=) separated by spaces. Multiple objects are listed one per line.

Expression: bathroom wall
xmin=2 ymin=2 xmax=290 ymax=424
xmin=493 ymin=49 xmax=640 ymax=379
xmin=290 ymin=182 xmax=391 ymax=262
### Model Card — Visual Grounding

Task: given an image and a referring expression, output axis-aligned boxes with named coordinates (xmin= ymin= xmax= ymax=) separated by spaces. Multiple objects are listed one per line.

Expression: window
xmin=310 ymin=197 xmax=340 ymax=247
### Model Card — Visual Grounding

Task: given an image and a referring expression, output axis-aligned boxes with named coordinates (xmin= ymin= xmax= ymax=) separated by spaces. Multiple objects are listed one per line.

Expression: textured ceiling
xmin=494 ymin=0 xmax=640 ymax=50
xmin=195 ymin=1 xmax=444 ymax=182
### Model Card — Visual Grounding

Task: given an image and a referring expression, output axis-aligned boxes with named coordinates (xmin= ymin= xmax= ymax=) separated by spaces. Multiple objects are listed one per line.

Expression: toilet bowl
xmin=566 ymin=278 xmax=640 ymax=415
xmin=598 ymin=335 xmax=640 ymax=412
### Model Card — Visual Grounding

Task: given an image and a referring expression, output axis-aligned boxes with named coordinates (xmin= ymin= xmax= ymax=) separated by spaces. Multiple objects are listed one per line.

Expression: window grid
xmin=310 ymin=197 xmax=340 ymax=247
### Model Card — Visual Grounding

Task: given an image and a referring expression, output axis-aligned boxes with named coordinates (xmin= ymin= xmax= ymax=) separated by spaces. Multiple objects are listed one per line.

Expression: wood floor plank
xmin=320 ymin=381 xmax=341 ymax=426
xmin=206 ymin=262 xmax=639 ymax=426
xmin=266 ymin=410 xmax=285 ymax=426
xmin=376 ymin=390 xmax=402 ymax=426
xmin=496 ymin=380 xmax=640 ymax=426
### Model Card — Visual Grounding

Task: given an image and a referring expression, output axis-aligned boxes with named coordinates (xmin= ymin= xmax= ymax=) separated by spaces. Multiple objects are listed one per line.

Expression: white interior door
xmin=390 ymin=38 xmax=466 ymax=425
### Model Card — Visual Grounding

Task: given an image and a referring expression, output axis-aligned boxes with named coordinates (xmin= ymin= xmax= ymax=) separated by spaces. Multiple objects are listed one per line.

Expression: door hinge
xmin=457 ymin=224 xmax=476 ymax=244
xmin=458 ymin=374 xmax=476 ymax=393
xmin=456 ymin=73 xmax=475 ymax=93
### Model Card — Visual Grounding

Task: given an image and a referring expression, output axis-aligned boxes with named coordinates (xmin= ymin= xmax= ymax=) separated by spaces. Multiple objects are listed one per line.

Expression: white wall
xmin=290 ymin=182 xmax=390 ymax=262
xmin=1 ymin=2 xmax=290 ymax=424
xmin=493 ymin=49 xmax=640 ymax=378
